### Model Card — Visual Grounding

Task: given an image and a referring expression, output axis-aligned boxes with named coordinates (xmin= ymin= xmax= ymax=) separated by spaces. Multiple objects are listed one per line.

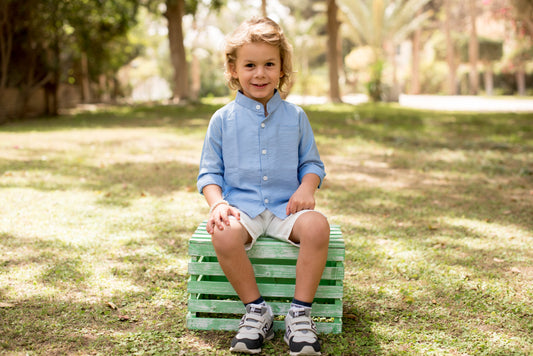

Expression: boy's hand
xmin=286 ymin=185 xmax=316 ymax=215
xmin=286 ymin=173 xmax=320 ymax=215
xmin=207 ymin=204 xmax=240 ymax=234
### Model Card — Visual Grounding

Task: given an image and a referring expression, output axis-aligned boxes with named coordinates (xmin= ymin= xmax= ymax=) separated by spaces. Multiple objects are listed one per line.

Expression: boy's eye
xmin=266 ymin=62 xmax=275 ymax=67
xmin=245 ymin=63 xmax=255 ymax=68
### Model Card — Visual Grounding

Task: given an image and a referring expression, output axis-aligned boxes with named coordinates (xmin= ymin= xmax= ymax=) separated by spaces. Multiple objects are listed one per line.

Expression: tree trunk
xmin=337 ymin=20 xmax=345 ymax=89
xmin=483 ymin=62 xmax=493 ymax=96
xmin=327 ymin=0 xmax=341 ymax=103
xmin=261 ymin=0 xmax=267 ymax=17
xmin=468 ymin=0 xmax=479 ymax=95
xmin=390 ymin=44 xmax=399 ymax=101
xmin=48 ymin=43 xmax=60 ymax=115
xmin=445 ymin=0 xmax=457 ymax=95
xmin=517 ymin=63 xmax=526 ymax=96
xmin=166 ymin=0 xmax=189 ymax=103
xmin=80 ymin=51 xmax=91 ymax=103
xmin=0 ymin=0 xmax=12 ymax=90
xmin=190 ymin=18 xmax=201 ymax=102
xmin=191 ymin=50 xmax=201 ymax=102
xmin=99 ymin=74 xmax=110 ymax=102
xmin=411 ymin=17 xmax=421 ymax=94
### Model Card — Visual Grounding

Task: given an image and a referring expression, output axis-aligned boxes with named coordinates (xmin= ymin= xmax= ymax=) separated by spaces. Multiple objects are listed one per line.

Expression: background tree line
xmin=0 ymin=0 xmax=532 ymax=122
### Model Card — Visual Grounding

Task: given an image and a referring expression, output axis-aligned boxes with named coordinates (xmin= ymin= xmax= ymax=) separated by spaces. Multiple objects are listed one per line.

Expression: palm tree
xmin=337 ymin=0 xmax=432 ymax=101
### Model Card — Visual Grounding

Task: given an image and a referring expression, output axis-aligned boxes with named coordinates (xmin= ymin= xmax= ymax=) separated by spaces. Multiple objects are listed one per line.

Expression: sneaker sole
xmin=289 ymin=346 xmax=321 ymax=356
xmin=284 ymin=336 xmax=321 ymax=356
xmin=230 ymin=331 xmax=275 ymax=354
xmin=229 ymin=342 xmax=261 ymax=354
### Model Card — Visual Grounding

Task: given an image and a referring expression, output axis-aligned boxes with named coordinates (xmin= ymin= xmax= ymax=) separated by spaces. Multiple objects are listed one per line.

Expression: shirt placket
xmin=258 ymin=108 xmax=270 ymax=207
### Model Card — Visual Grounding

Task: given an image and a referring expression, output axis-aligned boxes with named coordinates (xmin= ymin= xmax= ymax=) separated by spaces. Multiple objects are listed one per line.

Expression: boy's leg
xmin=289 ymin=211 xmax=330 ymax=303
xmin=211 ymin=219 xmax=274 ymax=354
xmin=211 ymin=218 xmax=260 ymax=303
xmin=285 ymin=211 xmax=329 ymax=356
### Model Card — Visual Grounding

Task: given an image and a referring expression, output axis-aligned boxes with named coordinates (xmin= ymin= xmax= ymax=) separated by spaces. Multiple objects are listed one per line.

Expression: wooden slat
xmin=187 ymin=280 xmax=343 ymax=299
xmin=186 ymin=314 xmax=342 ymax=334
xmin=189 ymin=243 xmax=345 ymax=261
xmin=187 ymin=299 xmax=343 ymax=317
xmin=188 ymin=262 xmax=344 ymax=280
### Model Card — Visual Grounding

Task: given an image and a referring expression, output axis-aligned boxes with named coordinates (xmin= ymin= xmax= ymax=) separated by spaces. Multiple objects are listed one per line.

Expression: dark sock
xmin=245 ymin=296 xmax=265 ymax=307
xmin=291 ymin=298 xmax=312 ymax=308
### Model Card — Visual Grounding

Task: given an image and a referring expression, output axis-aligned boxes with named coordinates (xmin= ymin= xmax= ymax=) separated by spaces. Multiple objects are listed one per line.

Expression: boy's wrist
xmin=209 ymin=199 xmax=229 ymax=214
xmin=299 ymin=181 xmax=318 ymax=194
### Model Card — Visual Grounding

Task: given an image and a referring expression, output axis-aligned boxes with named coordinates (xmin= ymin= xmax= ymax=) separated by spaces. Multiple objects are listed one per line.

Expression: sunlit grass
xmin=0 ymin=102 xmax=532 ymax=355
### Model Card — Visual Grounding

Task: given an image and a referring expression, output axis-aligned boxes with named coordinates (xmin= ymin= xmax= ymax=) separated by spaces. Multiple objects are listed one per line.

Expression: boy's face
xmin=230 ymin=42 xmax=283 ymax=106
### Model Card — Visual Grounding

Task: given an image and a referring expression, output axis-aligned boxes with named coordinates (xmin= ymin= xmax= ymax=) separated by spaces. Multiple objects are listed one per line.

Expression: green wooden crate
xmin=186 ymin=221 xmax=345 ymax=334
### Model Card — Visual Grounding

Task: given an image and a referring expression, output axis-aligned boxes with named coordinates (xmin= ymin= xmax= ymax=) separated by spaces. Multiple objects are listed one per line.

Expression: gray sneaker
xmin=284 ymin=307 xmax=321 ymax=356
xmin=230 ymin=303 xmax=274 ymax=354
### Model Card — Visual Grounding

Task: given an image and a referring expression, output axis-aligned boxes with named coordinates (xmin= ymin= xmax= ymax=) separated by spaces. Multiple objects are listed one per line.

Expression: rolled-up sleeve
xmin=197 ymin=113 xmax=225 ymax=194
xmin=297 ymin=110 xmax=326 ymax=187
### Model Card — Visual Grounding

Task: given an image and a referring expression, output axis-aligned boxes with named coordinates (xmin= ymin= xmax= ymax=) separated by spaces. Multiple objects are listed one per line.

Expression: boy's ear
xmin=229 ymin=63 xmax=238 ymax=78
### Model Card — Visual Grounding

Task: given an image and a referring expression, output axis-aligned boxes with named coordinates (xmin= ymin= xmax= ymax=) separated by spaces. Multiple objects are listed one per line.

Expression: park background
xmin=1 ymin=0 xmax=532 ymax=355
xmin=1 ymin=0 xmax=533 ymax=119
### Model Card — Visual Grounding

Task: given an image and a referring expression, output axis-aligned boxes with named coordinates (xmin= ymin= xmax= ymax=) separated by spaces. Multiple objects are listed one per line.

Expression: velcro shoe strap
xmin=241 ymin=314 xmax=263 ymax=329
xmin=289 ymin=317 xmax=316 ymax=334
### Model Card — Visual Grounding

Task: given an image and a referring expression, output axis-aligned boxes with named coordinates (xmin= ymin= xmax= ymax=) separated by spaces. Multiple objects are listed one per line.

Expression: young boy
xmin=197 ymin=17 xmax=329 ymax=356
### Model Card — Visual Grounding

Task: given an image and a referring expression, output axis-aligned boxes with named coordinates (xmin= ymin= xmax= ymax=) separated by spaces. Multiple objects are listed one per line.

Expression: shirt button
xmin=263 ymin=176 xmax=268 ymax=181
xmin=256 ymin=104 xmax=261 ymax=110
xmin=261 ymin=123 xmax=266 ymax=128
xmin=264 ymin=198 xmax=269 ymax=204
xmin=262 ymin=149 xmax=267 ymax=155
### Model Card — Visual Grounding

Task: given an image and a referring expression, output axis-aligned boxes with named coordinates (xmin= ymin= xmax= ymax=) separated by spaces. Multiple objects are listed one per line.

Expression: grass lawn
xmin=0 ymin=101 xmax=532 ymax=355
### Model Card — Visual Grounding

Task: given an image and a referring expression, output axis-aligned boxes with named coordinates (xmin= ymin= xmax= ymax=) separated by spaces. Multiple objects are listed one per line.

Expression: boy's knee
xmin=294 ymin=212 xmax=330 ymax=246
xmin=212 ymin=229 xmax=234 ymax=248
xmin=306 ymin=211 xmax=329 ymax=232
xmin=211 ymin=224 xmax=248 ymax=254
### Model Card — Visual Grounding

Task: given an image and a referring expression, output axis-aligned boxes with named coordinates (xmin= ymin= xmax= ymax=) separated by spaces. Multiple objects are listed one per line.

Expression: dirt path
xmin=287 ymin=94 xmax=533 ymax=113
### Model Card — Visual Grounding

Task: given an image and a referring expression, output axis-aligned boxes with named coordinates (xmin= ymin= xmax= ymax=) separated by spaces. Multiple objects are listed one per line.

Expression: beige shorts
xmin=234 ymin=209 xmax=327 ymax=250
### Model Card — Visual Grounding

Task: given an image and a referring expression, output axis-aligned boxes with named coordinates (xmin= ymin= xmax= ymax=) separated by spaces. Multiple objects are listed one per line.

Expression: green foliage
xmin=0 ymin=0 xmax=58 ymax=87
xmin=64 ymin=0 xmax=140 ymax=76
xmin=366 ymin=60 xmax=384 ymax=101
xmin=479 ymin=38 xmax=504 ymax=62
xmin=0 ymin=0 xmax=141 ymax=105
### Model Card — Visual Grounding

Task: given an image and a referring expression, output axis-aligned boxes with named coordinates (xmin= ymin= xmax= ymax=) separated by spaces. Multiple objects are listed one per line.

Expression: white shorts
xmin=234 ymin=209 xmax=327 ymax=250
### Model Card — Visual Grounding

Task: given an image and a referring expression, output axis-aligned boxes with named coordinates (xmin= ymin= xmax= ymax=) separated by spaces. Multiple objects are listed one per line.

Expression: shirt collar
xmin=235 ymin=90 xmax=282 ymax=116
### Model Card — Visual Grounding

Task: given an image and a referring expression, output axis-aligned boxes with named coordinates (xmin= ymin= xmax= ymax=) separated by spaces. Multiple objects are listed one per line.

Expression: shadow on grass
xmin=0 ymin=103 xmax=218 ymax=132
xmin=0 ymin=225 xmax=195 ymax=354
xmin=0 ymin=157 xmax=200 ymax=207
xmin=0 ymin=290 xmax=191 ymax=354
xmin=307 ymin=103 xmax=533 ymax=152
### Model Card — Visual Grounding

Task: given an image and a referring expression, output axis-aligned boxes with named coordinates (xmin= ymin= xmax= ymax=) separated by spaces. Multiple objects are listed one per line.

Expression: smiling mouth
xmin=253 ymin=83 xmax=268 ymax=88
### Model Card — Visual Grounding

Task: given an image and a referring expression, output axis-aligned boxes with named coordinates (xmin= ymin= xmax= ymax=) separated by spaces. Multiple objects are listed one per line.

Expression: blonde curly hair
xmin=224 ymin=17 xmax=293 ymax=95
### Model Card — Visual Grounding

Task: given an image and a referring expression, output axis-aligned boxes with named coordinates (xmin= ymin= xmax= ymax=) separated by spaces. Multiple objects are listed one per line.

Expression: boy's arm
xmin=202 ymin=184 xmax=240 ymax=234
xmin=286 ymin=173 xmax=321 ymax=215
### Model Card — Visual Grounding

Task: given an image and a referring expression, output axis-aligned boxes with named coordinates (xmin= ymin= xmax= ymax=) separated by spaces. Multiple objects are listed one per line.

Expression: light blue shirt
xmin=197 ymin=91 xmax=326 ymax=219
